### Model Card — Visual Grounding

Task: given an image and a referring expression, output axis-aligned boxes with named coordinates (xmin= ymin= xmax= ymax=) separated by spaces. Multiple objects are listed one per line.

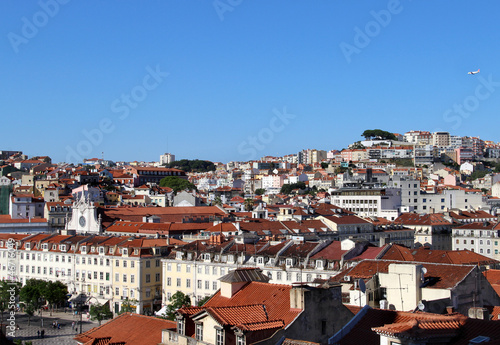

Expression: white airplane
xmin=468 ymin=68 xmax=480 ymax=75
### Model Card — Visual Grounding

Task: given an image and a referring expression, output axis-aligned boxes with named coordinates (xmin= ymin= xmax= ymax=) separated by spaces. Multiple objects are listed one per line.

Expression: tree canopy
xmin=361 ymin=129 xmax=396 ymax=141
xmin=280 ymin=182 xmax=307 ymax=195
xmin=166 ymin=291 xmax=191 ymax=320
xmin=90 ymin=302 xmax=113 ymax=325
xmin=19 ymin=279 xmax=68 ymax=316
xmin=165 ymin=159 xmax=215 ymax=172
xmin=254 ymin=188 xmax=266 ymax=196
xmin=159 ymin=176 xmax=197 ymax=193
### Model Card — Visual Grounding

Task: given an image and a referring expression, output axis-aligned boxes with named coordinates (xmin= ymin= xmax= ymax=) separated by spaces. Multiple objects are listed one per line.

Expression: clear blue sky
xmin=2 ymin=1 xmax=500 ymax=164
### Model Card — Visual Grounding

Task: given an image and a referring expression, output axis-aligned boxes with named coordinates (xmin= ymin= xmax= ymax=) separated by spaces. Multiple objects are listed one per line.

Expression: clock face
xmin=79 ymin=216 xmax=86 ymax=227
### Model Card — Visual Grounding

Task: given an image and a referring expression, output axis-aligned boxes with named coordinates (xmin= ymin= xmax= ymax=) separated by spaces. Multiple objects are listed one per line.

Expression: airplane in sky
xmin=468 ymin=69 xmax=480 ymax=75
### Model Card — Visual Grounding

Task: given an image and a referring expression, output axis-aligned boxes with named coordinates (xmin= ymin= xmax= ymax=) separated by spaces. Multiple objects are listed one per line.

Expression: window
xmin=186 ymin=279 xmax=191 ymax=288
xmin=123 ymin=261 xmax=127 ymax=268
xmin=205 ymin=266 xmax=210 ymax=274
xmin=115 ymin=273 xmax=119 ymax=282
xmin=131 ymin=274 xmax=135 ymax=283
xmin=213 ymin=266 xmax=217 ymax=275
xmin=205 ymin=281 xmax=210 ymax=289
xmin=195 ymin=324 xmax=203 ymax=341
xmin=186 ymin=265 xmax=191 ymax=273
xmin=177 ymin=264 xmax=181 ymax=272
xmin=213 ymin=281 xmax=218 ymax=290
xmin=115 ymin=287 xmax=119 ymax=296
xmin=167 ymin=263 xmax=172 ymax=271
xmin=106 ymin=273 xmax=110 ymax=281
xmin=131 ymin=261 xmax=134 ymax=268
xmin=237 ymin=335 xmax=245 ymax=345
xmin=167 ymin=277 xmax=171 ymax=286
xmin=197 ymin=280 xmax=202 ymax=289
xmin=277 ymin=271 xmax=282 ymax=280
xmin=100 ymin=272 xmax=104 ymax=280
xmin=145 ymin=260 xmax=150 ymax=268
xmin=115 ymin=260 xmax=119 ymax=267
xmin=216 ymin=329 xmax=224 ymax=345
xmin=156 ymin=259 xmax=160 ymax=267
xmin=94 ymin=271 xmax=98 ymax=279
xmin=286 ymin=272 xmax=292 ymax=281
xmin=123 ymin=274 xmax=127 ymax=283
xmin=178 ymin=320 xmax=185 ymax=336
xmin=176 ymin=278 xmax=181 ymax=287
xmin=146 ymin=274 xmax=150 ymax=283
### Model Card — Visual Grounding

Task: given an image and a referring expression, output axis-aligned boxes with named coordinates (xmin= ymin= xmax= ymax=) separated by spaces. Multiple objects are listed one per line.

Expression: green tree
xmin=362 ymin=129 xmax=396 ymax=141
xmin=19 ymin=279 xmax=46 ymax=310
xmin=43 ymin=281 xmax=68 ymax=316
xmin=244 ymin=198 xmax=254 ymax=211
xmin=89 ymin=302 xmax=113 ymax=325
xmin=320 ymin=162 xmax=329 ymax=169
xmin=197 ymin=296 xmax=211 ymax=307
xmin=119 ymin=298 xmax=138 ymax=314
xmin=159 ymin=176 xmax=197 ymax=193
xmin=165 ymin=159 xmax=215 ymax=172
xmin=24 ymin=301 xmax=35 ymax=326
xmin=212 ymin=196 xmax=223 ymax=206
xmin=166 ymin=291 xmax=191 ymax=320
xmin=255 ymin=188 xmax=266 ymax=196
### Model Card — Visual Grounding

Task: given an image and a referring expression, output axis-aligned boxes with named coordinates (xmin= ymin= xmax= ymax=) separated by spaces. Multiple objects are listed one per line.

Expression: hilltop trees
xmin=361 ymin=129 xmax=396 ymax=141
xmin=165 ymin=159 xmax=215 ymax=172
xmin=159 ymin=176 xmax=197 ymax=193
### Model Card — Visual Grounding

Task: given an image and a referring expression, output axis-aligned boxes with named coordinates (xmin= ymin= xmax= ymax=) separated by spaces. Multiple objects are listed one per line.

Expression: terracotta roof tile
xmin=74 ymin=312 xmax=176 ymax=345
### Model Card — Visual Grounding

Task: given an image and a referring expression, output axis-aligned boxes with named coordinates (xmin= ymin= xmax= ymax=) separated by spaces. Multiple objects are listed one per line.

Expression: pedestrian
xmin=37 ymin=330 xmax=40 ymax=338
xmin=41 ymin=329 xmax=45 ymax=338
xmin=72 ymin=321 xmax=75 ymax=330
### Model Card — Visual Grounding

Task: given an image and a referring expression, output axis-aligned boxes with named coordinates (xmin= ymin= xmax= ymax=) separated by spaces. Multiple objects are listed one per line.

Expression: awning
xmin=155 ymin=306 xmax=168 ymax=316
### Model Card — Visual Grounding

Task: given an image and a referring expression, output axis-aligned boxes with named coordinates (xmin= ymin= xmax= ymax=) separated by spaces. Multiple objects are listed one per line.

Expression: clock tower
xmin=65 ymin=194 xmax=102 ymax=234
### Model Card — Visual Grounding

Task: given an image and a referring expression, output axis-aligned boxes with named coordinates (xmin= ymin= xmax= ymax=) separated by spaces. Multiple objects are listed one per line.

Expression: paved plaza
xmin=2 ymin=309 xmax=109 ymax=345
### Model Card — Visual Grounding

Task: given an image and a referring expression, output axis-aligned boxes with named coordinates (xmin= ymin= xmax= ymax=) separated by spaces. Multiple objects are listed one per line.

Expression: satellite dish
xmin=421 ymin=267 xmax=427 ymax=275
xmin=417 ymin=301 xmax=425 ymax=311
xmin=358 ymin=279 xmax=366 ymax=293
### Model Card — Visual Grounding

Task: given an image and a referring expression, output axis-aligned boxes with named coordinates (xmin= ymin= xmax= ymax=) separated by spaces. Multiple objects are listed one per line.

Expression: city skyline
xmin=2 ymin=1 xmax=500 ymax=163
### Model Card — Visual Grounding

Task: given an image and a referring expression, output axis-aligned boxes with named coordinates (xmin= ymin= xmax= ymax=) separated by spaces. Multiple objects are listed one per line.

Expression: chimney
xmin=468 ymin=307 xmax=490 ymax=320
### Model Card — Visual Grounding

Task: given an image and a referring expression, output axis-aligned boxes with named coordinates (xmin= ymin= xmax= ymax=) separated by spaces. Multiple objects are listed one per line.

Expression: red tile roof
xmin=74 ymin=312 xmax=176 ymax=345
xmin=204 ymin=281 xmax=301 ymax=327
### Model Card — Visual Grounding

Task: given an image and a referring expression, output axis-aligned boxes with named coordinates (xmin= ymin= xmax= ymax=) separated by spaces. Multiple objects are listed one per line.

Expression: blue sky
xmin=1 ymin=1 xmax=500 ymax=164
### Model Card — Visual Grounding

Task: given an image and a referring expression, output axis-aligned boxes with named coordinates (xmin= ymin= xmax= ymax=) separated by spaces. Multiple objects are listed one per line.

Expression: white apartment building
xmin=452 ymin=221 xmax=500 ymax=260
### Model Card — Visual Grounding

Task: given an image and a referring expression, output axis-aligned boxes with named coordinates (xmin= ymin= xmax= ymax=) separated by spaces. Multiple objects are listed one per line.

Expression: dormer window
xmin=109 ymin=248 xmax=114 ymax=254
xmin=122 ymin=248 xmax=128 ymax=256
xmin=25 ymin=243 xmax=31 ymax=250
xmin=286 ymin=258 xmax=293 ymax=267
xmin=60 ymin=245 xmax=66 ymax=251
xmin=42 ymin=244 xmax=48 ymax=250
xmin=91 ymin=247 xmax=95 ymax=252
xmin=81 ymin=246 xmax=87 ymax=254
xmin=52 ymin=244 xmax=57 ymax=250
xmin=257 ymin=257 xmax=264 ymax=265
xmin=134 ymin=249 xmax=139 ymax=255
xmin=203 ymin=253 xmax=210 ymax=261
xmin=316 ymin=260 xmax=324 ymax=269
xmin=99 ymin=247 xmax=105 ymax=254
xmin=176 ymin=252 xmax=183 ymax=260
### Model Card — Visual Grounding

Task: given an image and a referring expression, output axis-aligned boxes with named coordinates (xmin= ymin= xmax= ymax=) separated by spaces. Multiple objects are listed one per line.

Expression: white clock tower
xmin=65 ymin=194 xmax=102 ymax=234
